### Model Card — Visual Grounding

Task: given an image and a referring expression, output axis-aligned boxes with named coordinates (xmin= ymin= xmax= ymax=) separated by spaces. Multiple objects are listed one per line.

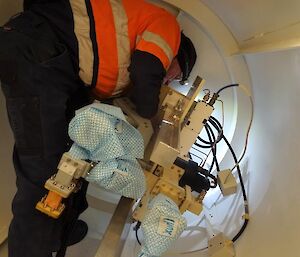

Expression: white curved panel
xmin=162 ymin=0 xmax=239 ymax=55
xmin=163 ymin=0 xmax=300 ymax=53
xmin=235 ymin=48 xmax=300 ymax=257
xmin=202 ymin=0 xmax=300 ymax=53
xmin=202 ymin=0 xmax=300 ymax=43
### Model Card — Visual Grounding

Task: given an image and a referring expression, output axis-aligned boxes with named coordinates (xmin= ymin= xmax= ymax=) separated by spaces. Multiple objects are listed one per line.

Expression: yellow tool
xmin=36 ymin=153 xmax=94 ymax=218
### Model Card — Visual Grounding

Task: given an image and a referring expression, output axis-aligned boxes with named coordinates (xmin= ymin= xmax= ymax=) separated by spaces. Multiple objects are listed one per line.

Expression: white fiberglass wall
xmin=236 ymin=48 xmax=300 ymax=257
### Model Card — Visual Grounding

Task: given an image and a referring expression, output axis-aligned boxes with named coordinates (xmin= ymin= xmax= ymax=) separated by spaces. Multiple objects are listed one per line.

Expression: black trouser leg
xmin=0 ymin=12 xmax=90 ymax=257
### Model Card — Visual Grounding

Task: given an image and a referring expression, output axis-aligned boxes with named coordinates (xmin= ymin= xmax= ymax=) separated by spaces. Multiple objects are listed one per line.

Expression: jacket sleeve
xmin=129 ymin=50 xmax=166 ymax=119
xmin=135 ymin=12 xmax=180 ymax=70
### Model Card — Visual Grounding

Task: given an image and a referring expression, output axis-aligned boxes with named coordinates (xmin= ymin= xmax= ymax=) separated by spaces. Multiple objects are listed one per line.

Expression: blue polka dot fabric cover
xmin=138 ymin=194 xmax=187 ymax=257
xmin=68 ymin=102 xmax=146 ymax=199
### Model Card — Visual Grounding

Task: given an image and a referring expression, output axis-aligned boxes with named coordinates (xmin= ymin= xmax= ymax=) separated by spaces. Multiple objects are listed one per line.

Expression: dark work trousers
xmin=0 ymin=11 xmax=91 ymax=257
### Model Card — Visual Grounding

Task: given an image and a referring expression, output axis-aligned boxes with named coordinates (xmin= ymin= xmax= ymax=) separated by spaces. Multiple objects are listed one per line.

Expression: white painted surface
xmin=202 ymin=0 xmax=300 ymax=43
xmin=163 ymin=0 xmax=239 ymax=55
xmin=236 ymin=48 xmax=300 ymax=257
xmin=202 ymin=0 xmax=300 ymax=53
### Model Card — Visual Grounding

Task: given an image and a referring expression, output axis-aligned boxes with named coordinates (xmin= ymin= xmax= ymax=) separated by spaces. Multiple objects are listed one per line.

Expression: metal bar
xmin=95 ymin=197 xmax=135 ymax=257
xmin=150 ymin=119 xmax=180 ymax=168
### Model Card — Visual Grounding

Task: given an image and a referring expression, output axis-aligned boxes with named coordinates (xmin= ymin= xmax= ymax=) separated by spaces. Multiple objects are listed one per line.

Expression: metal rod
xmin=95 ymin=197 xmax=135 ymax=257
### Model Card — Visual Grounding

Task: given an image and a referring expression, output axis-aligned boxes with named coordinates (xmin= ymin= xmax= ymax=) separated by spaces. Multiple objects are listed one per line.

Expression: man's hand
xmin=163 ymin=57 xmax=182 ymax=85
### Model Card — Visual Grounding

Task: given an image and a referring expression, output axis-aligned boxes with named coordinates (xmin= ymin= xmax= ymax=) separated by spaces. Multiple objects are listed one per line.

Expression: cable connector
xmin=208 ymin=93 xmax=219 ymax=106
xmin=208 ymin=233 xmax=235 ymax=257
xmin=242 ymin=213 xmax=250 ymax=220
xmin=202 ymin=89 xmax=211 ymax=102
xmin=134 ymin=221 xmax=141 ymax=231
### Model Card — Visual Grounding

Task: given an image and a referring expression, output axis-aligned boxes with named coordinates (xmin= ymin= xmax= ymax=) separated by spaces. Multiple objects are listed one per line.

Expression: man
xmin=0 ymin=0 xmax=197 ymax=256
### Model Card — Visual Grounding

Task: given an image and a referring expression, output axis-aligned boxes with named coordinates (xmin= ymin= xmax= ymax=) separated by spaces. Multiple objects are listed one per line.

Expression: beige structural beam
xmin=238 ymin=21 xmax=300 ymax=54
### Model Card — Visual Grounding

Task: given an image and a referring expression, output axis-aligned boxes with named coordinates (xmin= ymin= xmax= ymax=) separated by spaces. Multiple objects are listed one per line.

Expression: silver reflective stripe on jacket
xmin=142 ymin=30 xmax=174 ymax=64
xmin=70 ymin=0 xmax=94 ymax=85
xmin=110 ymin=0 xmax=131 ymax=95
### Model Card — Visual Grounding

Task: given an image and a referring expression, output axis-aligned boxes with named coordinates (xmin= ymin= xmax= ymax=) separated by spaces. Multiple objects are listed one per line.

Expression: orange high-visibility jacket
xmin=70 ymin=0 xmax=181 ymax=98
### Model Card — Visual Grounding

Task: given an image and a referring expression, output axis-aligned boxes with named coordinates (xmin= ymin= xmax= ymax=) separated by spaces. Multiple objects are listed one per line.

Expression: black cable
xmin=208 ymin=118 xmax=224 ymax=169
xmin=190 ymin=117 xmax=223 ymax=167
xmin=194 ymin=142 xmax=212 ymax=149
xmin=209 ymin=116 xmax=247 ymax=197
xmin=221 ymin=135 xmax=247 ymax=204
xmin=208 ymin=116 xmax=224 ymax=140
xmin=206 ymin=119 xmax=222 ymax=174
xmin=208 ymin=116 xmax=249 ymax=242
xmin=216 ymin=84 xmax=239 ymax=95
xmin=209 ymin=116 xmax=223 ymax=132
xmin=209 ymin=116 xmax=247 ymax=199
xmin=204 ymin=118 xmax=223 ymax=173
xmin=192 ymin=120 xmax=223 ymax=173
xmin=197 ymin=135 xmax=214 ymax=146
xmin=134 ymin=221 xmax=141 ymax=245
xmin=221 ymin=141 xmax=249 ymax=242
xmin=135 ymin=229 xmax=141 ymax=246
xmin=204 ymin=124 xmax=220 ymax=172
xmin=196 ymin=122 xmax=222 ymax=146
xmin=196 ymin=136 xmax=221 ymax=146
xmin=232 ymin=219 xmax=249 ymax=242
xmin=208 ymin=84 xmax=239 ymax=106
xmin=186 ymin=115 xmax=249 ymax=243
